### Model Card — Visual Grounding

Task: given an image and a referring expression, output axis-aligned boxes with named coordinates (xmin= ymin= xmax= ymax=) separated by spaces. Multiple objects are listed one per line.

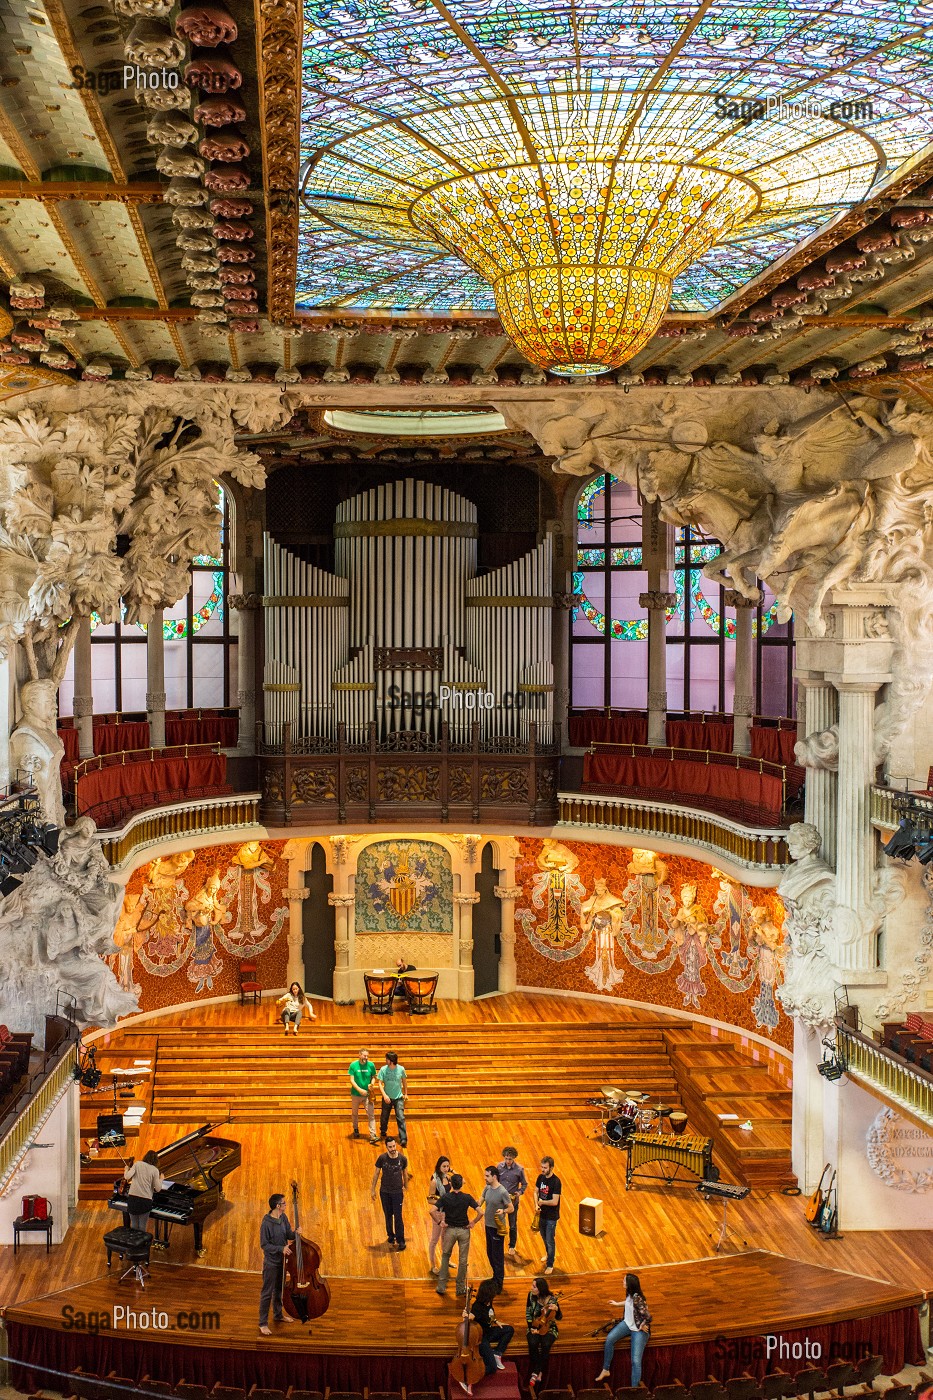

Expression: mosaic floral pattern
xmin=355 ymin=839 xmax=453 ymax=934
xmin=298 ymin=0 xmax=933 ymax=341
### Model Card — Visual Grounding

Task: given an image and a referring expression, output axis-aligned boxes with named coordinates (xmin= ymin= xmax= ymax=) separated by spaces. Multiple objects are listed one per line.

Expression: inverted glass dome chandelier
xmin=299 ymin=0 xmax=933 ymax=376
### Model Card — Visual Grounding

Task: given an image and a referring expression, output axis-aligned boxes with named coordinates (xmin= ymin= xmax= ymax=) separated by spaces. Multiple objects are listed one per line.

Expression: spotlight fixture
xmin=882 ymin=818 xmax=917 ymax=862
xmin=915 ymin=836 xmax=933 ymax=865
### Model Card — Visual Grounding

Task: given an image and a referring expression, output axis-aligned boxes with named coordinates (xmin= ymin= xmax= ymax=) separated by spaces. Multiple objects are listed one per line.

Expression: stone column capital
xmin=494 ymin=885 xmax=523 ymax=901
xmin=639 ymin=591 xmax=676 ymax=610
xmin=285 ymin=886 xmax=310 ymax=902
xmin=831 ymin=679 xmax=884 ymax=695
xmin=229 ymin=592 xmax=262 ymax=611
xmin=454 ymin=892 xmax=481 ymax=905
xmin=328 ymin=893 xmax=356 ymax=907
xmin=553 ymin=591 xmax=584 ymax=610
xmin=723 ymin=590 xmax=758 ymax=609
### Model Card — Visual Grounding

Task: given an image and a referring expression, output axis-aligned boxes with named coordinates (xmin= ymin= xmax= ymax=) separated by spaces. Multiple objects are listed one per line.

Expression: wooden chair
xmin=285 ymin=1391 xmax=323 ymax=1400
xmin=406 ymin=1391 xmax=445 ymax=1400
xmin=72 ymin=1370 xmax=108 ymax=1400
xmin=853 ymin=1359 xmax=885 ymax=1392
xmin=325 ymin=1392 xmax=364 ymax=1400
xmin=105 ymin=1376 xmax=139 ymax=1400
xmin=368 ymin=1392 xmax=403 ymax=1400
xmin=878 ymin=1386 xmax=911 ymax=1400
xmin=615 ymin=1386 xmax=652 ymax=1400
xmin=759 ymin=1374 xmax=795 ymax=1400
xmin=654 ymin=1385 xmax=690 ymax=1400
xmin=211 ymin=1388 xmax=246 ymax=1400
xmin=793 ymin=1368 xmax=829 ymax=1400
xmin=725 ymin=1377 xmax=762 ymax=1400
xmin=537 ymin=1390 xmax=574 ymax=1400
xmin=580 ymin=1391 xmax=619 ymax=1400
xmin=825 ymin=1363 xmax=858 ymax=1396
xmin=238 ymin=960 xmax=262 ymax=1005
xmin=139 ymin=1379 xmax=176 ymax=1398
xmin=248 ymin=1389 xmax=286 ymax=1400
xmin=691 ymin=1382 xmax=727 ymax=1400
xmin=177 ymin=1384 xmax=210 ymax=1400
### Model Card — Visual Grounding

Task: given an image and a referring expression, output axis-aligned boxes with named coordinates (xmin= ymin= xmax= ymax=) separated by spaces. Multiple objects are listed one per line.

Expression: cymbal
xmin=625 ymin=1090 xmax=651 ymax=1102
xmin=601 ymin=1086 xmax=625 ymax=1099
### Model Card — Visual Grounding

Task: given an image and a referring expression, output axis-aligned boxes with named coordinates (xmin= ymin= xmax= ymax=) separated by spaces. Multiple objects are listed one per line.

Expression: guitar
xmin=818 ymin=1177 xmax=838 ymax=1235
xmin=805 ymin=1163 xmax=831 ymax=1224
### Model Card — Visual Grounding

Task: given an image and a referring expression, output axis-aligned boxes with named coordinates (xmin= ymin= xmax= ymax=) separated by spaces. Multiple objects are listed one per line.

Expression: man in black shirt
xmin=258 ymin=1193 xmax=297 ymax=1335
xmin=370 ymin=1135 xmax=409 ymax=1250
xmin=534 ymin=1155 xmax=562 ymax=1274
xmin=435 ymin=1171 xmax=482 ymax=1297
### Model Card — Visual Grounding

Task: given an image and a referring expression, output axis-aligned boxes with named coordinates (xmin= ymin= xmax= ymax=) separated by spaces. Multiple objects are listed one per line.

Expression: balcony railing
xmin=870 ymin=783 xmax=933 ymax=832
xmin=559 ymin=791 xmax=789 ymax=869
xmin=835 ymin=1021 xmax=933 ymax=1128
xmin=99 ymin=793 xmax=261 ymax=869
xmin=0 ymin=1040 xmax=76 ymax=1193
xmin=258 ymin=722 xmax=560 ymax=826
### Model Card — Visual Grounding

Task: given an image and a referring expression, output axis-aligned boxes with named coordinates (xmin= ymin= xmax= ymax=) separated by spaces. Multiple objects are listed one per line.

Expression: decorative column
xmin=328 ymin=892 xmax=356 ymax=1002
xmin=640 ymin=499 xmax=674 ymax=747
xmin=284 ymin=886 xmax=309 ymax=988
xmin=494 ymin=885 xmax=523 ymax=994
xmin=229 ymin=592 xmax=260 ymax=755
xmin=454 ymin=891 xmax=480 ymax=1001
xmin=73 ymin=615 xmax=94 ymax=759
xmin=146 ymin=609 xmax=166 ymax=749
xmin=798 ymin=676 xmax=838 ymax=865
xmin=833 ymin=680 xmax=880 ymax=973
xmin=725 ymin=591 xmax=756 ymax=755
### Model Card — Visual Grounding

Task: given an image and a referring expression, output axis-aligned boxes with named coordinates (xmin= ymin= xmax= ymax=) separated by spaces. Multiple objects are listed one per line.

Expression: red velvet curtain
xmin=8 ymin=1305 xmax=922 ymax=1396
xmin=584 ymin=751 xmax=785 ymax=823
xmin=76 ymin=753 xmax=227 ymax=817
xmin=666 ymin=720 xmax=734 ymax=753
xmin=569 ymin=714 xmax=648 ymax=746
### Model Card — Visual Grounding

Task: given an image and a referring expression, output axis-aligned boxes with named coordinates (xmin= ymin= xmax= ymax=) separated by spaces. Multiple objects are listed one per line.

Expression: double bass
xmin=282 ymin=1180 xmax=330 ymax=1322
xmin=448 ymin=1282 xmax=486 ymax=1393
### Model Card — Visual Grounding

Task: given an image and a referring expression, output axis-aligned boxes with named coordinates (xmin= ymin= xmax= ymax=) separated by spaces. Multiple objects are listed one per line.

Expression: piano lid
xmin=156 ymin=1124 xmax=212 ymax=1158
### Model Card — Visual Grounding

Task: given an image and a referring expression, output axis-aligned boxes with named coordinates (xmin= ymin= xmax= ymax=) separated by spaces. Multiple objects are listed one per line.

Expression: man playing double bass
xmin=259 ymin=1193 xmax=298 ymax=1336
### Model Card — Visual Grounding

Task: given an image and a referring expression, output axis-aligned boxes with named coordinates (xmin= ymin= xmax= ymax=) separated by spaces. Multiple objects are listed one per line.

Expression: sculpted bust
xmin=9 ymin=679 xmax=66 ymax=827
xmin=776 ymin=822 xmax=837 ymax=1028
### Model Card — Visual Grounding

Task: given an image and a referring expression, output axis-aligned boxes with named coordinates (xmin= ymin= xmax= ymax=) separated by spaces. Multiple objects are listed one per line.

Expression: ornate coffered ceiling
xmin=2 ymin=0 xmax=933 ymax=400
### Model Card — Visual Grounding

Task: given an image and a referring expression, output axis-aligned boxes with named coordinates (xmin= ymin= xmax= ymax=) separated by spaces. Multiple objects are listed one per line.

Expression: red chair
xmin=239 ymin=960 xmax=262 ymax=1005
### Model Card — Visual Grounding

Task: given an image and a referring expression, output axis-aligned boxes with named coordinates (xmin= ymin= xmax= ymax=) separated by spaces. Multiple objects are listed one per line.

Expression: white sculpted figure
xmin=8 ymin=679 xmax=66 ymax=826
xmin=776 ymin=822 xmax=836 ymax=1028
xmin=0 ymin=815 xmax=137 ymax=1040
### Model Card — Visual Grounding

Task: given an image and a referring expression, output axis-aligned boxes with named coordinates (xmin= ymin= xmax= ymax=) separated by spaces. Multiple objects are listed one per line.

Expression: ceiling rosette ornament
xmin=298 ymin=0 xmax=933 ymax=375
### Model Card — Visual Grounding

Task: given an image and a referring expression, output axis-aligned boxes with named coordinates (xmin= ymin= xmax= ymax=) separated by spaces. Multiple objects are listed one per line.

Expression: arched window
xmin=570 ymin=475 xmax=795 ymax=716
xmin=59 ymin=485 xmax=237 ymax=716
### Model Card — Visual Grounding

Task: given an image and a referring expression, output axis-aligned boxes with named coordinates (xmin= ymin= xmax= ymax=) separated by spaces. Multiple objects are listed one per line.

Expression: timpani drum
xmin=401 ymin=971 xmax=439 ymax=1015
xmin=669 ymin=1111 xmax=688 ymax=1135
xmin=362 ymin=972 xmax=397 ymax=1015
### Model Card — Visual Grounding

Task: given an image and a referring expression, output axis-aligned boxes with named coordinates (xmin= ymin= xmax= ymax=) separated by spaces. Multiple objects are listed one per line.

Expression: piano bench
xmin=103 ymin=1226 xmax=152 ymax=1283
xmin=13 ymin=1215 xmax=53 ymax=1254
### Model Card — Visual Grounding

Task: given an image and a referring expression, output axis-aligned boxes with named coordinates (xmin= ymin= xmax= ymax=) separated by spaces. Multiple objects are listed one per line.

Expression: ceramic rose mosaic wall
xmin=514 ymin=837 xmax=791 ymax=1048
xmin=113 ymin=840 xmax=290 ymax=1012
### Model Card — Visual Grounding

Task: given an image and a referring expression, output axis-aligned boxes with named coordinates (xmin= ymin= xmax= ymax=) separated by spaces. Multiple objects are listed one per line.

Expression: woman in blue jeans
xmin=594 ymin=1272 xmax=651 ymax=1385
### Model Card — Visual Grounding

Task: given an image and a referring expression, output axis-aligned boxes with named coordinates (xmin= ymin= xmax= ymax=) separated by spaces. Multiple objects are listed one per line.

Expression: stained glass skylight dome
xmin=299 ymin=0 xmax=933 ymax=375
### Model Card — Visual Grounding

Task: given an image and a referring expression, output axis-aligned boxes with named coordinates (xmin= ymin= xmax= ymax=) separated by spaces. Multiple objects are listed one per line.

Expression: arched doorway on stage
xmin=473 ymin=842 xmax=501 ymax=997
xmin=302 ymin=841 xmax=336 ymax=999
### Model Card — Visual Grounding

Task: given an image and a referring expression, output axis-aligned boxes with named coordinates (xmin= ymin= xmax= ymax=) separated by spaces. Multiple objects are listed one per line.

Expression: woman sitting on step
xmin=276 ymin=982 xmax=316 ymax=1035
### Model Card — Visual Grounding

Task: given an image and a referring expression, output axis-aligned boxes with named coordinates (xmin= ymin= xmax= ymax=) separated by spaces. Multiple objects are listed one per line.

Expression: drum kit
xmin=591 ymin=1086 xmax=687 ymax=1148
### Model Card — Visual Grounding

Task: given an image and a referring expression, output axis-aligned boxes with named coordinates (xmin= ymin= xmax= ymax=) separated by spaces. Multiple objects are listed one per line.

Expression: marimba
xmin=625 ymin=1130 xmax=714 ymax=1189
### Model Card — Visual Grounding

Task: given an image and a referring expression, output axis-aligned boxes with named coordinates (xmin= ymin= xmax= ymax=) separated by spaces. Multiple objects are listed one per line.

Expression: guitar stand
xmin=711 ymin=1197 xmax=748 ymax=1253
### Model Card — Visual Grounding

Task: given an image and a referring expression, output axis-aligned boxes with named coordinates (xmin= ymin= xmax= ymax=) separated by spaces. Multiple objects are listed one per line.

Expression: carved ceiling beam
xmin=0 ymin=182 xmax=164 ymax=203
xmin=255 ymin=0 xmax=300 ymax=326
xmin=71 ymin=308 xmax=198 ymax=321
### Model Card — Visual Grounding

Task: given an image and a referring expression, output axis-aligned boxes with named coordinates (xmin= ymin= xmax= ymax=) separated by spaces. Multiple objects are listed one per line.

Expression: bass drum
xmin=606 ymin=1117 xmax=633 ymax=1145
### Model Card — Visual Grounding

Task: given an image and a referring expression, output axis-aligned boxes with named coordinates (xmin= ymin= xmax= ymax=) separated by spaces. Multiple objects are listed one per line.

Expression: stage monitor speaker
xmin=97 ymin=1113 xmax=124 ymax=1137
xmin=579 ymin=1197 xmax=603 ymax=1236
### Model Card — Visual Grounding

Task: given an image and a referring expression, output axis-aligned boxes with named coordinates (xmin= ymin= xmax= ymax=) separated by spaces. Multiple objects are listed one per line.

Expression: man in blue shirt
xmin=377 ymin=1050 xmax=408 ymax=1147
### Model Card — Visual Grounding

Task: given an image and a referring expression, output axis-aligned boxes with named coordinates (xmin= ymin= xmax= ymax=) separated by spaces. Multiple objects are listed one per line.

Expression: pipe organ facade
xmin=262 ymin=478 xmax=553 ymax=742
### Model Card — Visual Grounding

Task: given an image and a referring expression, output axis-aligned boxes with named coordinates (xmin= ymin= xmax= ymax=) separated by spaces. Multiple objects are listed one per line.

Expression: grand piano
xmin=109 ymin=1122 xmax=240 ymax=1255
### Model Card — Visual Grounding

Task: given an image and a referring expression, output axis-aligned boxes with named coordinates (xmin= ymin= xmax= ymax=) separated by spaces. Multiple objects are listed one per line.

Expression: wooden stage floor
xmin=2 ymin=995 xmax=931 ymax=1389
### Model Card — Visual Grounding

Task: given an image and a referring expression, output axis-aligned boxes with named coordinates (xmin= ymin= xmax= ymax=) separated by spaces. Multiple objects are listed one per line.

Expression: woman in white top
xmin=276 ymin=982 xmax=316 ymax=1035
xmin=123 ymin=1150 xmax=166 ymax=1232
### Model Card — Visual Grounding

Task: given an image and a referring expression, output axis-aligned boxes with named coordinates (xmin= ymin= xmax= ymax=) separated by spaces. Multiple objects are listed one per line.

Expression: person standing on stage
xmin=435 ymin=1171 xmax=481 ymax=1298
xmin=371 ymin=1135 xmax=409 ymax=1251
xmin=594 ymin=1272 xmax=652 ymax=1386
xmin=378 ymin=1050 xmax=408 ymax=1147
xmin=258 ymin=1193 xmax=298 ymax=1335
xmin=459 ymin=1277 xmax=515 ymax=1392
xmin=534 ymin=1156 xmax=561 ymax=1275
xmin=122 ymin=1149 xmax=165 ymax=1233
xmin=348 ymin=1048 xmax=378 ymax=1144
xmin=496 ymin=1145 xmax=528 ymax=1259
xmin=526 ymin=1275 xmax=561 ymax=1389
xmin=428 ymin=1154 xmax=453 ymax=1274
xmin=479 ymin=1164 xmax=514 ymax=1293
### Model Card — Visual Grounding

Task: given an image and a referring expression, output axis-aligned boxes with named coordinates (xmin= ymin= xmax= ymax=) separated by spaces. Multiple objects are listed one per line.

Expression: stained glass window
xmin=297 ymin=0 xmax=933 ymax=320
xmin=58 ymin=486 xmax=237 ymax=716
xmin=571 ymin=475 xmax=795 ymax=716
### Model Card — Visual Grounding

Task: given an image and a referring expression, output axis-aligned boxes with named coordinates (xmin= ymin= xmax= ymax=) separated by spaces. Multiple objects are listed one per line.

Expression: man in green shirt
xmin=348 ymin=1048 xmax=378 ymax=1144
